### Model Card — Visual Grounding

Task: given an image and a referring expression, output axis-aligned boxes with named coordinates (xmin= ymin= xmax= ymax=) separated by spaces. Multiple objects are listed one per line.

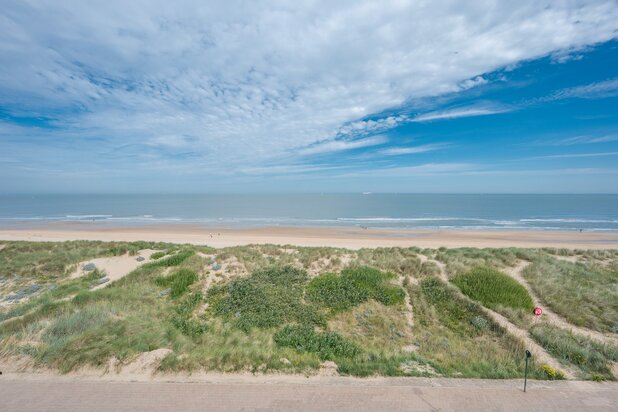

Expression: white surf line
xmin=504 ymin=260 xmax=618 ymax=347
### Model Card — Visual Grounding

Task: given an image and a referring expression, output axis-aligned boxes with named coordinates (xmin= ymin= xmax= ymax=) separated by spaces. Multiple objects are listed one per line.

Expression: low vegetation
xmin=148 ymin=249 xmax=195 ymax=268
xmin=306 ymin=266 xmax=405 ymax=312
xmin=274 ymin=324 xmax=361 ymax=360
xmin=408 ymin=276 xmax=546 ymax=379
xmin=523 ymin=257 xmax=618 ymax=333
xmin=1 ymin=241 xmax=614 ymax=380
xmin=452 ymin=266 xmax=534 ymax=312
xmin=206 ymin=266 xmax=325 ymax=331
xmin=155 ymin=269 xmax=198 ymax=298
xmin=434 ymin=247 xmax=523 ymax=277
xmin=530 ymin=324 xmax=617 ymax=380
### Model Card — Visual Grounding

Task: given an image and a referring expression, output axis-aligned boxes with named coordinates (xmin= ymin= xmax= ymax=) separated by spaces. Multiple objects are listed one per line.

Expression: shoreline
xmin=1 ymin=222 xmax=617 ymax=249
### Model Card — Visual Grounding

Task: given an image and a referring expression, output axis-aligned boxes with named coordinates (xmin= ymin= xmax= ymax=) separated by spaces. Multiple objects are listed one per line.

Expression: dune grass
xmin=328 ymin=300 xmax=411 ymax=353
xmin=0 ymin=240 xmax=172 ymax=288
xmin=530 ymin=324 xmax=617 ymax=380
xmin=434 ymin=247 xmax=524 ymax=277
xmin=147 ymin=249 xmax=195 ymax=268
xmin=155 ymin=268 xmax=198 ymax=298
xmin=523 ymin=257 xmax=618 ymax=333
xmin=2 ymin=241 xmax=614 ymax=380
xmin=408 ymin=276 xmax=547 ymax=379
xmin=150 ymin=251 xmax=168 ymax=260
xmin=451 ymin=266 xmax=535 ymax=312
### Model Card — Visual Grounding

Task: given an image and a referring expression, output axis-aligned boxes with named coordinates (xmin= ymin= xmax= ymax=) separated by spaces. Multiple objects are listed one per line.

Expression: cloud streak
xmin=412 ymin=106 xmax=511 ymax=122
xmin=378 ymin=143 xmax=449 ymax=156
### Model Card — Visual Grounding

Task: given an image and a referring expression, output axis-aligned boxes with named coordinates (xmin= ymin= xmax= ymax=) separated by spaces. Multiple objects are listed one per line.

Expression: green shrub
xmin=207 ymin=266 xmax=324 ymax=331
xmin=155 ymin=269 xmax=198 ymax=298
xmin=171 ymin=293 xmax=208 ymax=337
xmin=274 ymin=324 xmax=360 ymax=360
xmin=307 ymin=266 xmax=405 ymax=312
xmin=452 ymin=266 xmax=534 ymax=311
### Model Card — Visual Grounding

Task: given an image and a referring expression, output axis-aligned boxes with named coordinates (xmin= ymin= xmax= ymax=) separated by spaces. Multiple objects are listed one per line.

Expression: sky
xmin=1 ymin=0 xmax=618 ymax=193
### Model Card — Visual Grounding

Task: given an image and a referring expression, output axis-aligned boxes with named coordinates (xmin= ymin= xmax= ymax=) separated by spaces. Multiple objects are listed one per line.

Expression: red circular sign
xmin=533 ymin=307 xmax=543 ymax=317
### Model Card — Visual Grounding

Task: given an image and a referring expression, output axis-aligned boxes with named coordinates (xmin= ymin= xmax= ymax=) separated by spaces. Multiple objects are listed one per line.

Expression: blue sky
xmin=1 ymin=1 xmax=617 ymax=193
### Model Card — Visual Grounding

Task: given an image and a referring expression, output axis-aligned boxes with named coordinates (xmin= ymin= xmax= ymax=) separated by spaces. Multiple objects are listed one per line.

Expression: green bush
xmin=274 ymin=324 xmax=360 ymax=360
xmin=172 ymin=293 xmax=207 ymax=337
xmin=452 ymin=266 xmax=534 ymax=311
xmin=155 ymin=268 xmax=198 ymax=298
xmin=307 ymin=266 xmax=405 ymax=312
xmin=207 ymin=266 xmax=324 ymax=331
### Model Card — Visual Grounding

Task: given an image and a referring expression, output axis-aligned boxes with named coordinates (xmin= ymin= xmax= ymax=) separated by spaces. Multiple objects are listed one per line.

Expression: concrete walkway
xmin=1 ymin=377 xmax=616 ymax=411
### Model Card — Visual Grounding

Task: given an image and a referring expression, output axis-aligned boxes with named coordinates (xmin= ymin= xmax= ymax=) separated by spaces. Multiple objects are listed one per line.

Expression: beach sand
xmin=0 ymin=222 xmax=617 ymax=249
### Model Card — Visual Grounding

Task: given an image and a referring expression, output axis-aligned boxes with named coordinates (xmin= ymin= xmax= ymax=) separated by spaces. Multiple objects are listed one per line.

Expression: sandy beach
xmin=1 ymin=222 xmax=617 ymax=249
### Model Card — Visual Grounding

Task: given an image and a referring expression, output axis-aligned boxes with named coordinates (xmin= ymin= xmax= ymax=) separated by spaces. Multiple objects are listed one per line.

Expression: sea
xmin=0 ymin=194 xmax=617 ymax=231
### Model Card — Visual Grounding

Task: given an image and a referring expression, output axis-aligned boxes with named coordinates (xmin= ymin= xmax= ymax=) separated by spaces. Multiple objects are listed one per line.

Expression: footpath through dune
xmin=503 ymin=260 xmax=618 ymax=347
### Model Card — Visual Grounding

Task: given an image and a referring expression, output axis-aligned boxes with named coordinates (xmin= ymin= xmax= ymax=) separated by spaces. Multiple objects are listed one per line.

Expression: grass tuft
xmin=452 ymin=266 xmax=534 ymax=312
xmin=148 ymin=250 xmax=195 ymax=268
xmin=155 ymin=269 xmax=198 ymax=298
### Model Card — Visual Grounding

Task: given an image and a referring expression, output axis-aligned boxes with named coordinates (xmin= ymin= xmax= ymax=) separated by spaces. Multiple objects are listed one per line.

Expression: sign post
xmin=533 ymin=307 xmax=543 ymax=323
xmin=524 ymin=350 xmax=532 ymax=392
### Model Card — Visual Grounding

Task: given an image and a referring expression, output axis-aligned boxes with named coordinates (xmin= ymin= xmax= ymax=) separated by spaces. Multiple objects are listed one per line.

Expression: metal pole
xmin=524 ymin=350 xmax=531 ymax=393
xmin=524 ymin=356 xmax=528 ymax=392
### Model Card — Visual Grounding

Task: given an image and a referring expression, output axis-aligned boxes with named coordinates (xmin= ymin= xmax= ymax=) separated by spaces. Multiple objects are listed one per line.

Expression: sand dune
xmin=71 ymin=249 xmax=157 ymax=290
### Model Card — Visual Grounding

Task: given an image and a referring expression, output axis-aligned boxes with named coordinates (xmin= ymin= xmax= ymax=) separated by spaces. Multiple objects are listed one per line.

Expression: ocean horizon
xmin=1 ymin=193 xmax=617 ymax=232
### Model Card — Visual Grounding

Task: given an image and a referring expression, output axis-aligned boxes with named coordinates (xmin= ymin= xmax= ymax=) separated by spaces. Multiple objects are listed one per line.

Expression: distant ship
xmin=362 ymin=192 xmax=372 ymax=195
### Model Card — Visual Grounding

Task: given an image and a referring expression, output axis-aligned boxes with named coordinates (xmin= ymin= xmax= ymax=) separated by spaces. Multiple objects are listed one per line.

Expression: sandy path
xmin=483 ymin=307 xmax=577 ymax=379
xmin=1 ymin=376 xmax=616 ymax=412
xmin=423 ymin=255 xmax=576 ymax=378
xmin=418 ymin=254 xmax=448 ymax=282
xmin=503 ymin=261 xmax=618 ymax=346
xmin=71 ymin=249 xmax=157 ymax=290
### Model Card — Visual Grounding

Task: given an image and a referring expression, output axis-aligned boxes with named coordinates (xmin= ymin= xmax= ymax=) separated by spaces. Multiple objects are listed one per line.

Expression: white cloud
xmin=379 ymin=143 xmax=449 ymax=156
xmin=552 ymin=134 xmax=618 ymax=145
xmin=412 ymin=106 xmax=511 ymax=122
xmin=545 ymin=78 xmax=618 ymax=101
xmin=0 ymin=0 xmax=617 ymax=181
xmin=526 ymin=151 xmax=618 ymax=160
xmin=296 ymin=135 xmax=387 ymax=156
xmin=459 ymin=76 xmax=488 ymax=90
xmin=340 ymin=163 xmax=477 ymax=177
